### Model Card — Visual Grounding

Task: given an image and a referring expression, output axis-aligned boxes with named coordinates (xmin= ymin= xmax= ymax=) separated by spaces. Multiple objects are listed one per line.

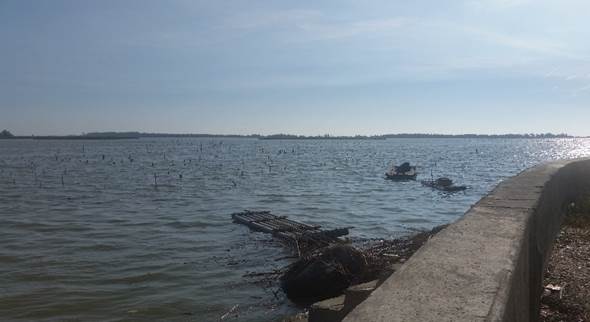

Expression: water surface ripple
xmin=0 ymin=138 xmax=588 ymax=321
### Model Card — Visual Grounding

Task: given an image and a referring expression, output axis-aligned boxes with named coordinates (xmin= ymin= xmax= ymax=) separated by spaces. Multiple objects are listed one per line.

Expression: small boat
xmin=421 ymin=177 xmax=467 ymax=192
xmin=385 ymin=162 xmax=417 ymax=180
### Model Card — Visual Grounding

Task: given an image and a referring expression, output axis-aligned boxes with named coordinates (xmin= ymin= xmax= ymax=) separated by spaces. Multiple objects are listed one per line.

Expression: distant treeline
xmin=380 ymin=133 xmax=573 ymax=139
xmin=122 ymin=132 xmax=261 ymax=139
xmin=0 ymin=129 xmax=15 ymax=138
xmin=0 ymin=130 xmax=575 ymax=140
xmin=261 ymin=133 xmax=573 ymax=139
xmin=11 ymin=132 xmax=261 ymax=140
xmin=32 ymin=132 xmax=142 ymax=140
xmin=260 ymin=134 xmax=385 ymax=140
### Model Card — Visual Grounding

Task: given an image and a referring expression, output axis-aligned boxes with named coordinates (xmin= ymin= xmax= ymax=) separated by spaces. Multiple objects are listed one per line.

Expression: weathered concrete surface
xmin=343 ymin=158 xmax=590 ymax=322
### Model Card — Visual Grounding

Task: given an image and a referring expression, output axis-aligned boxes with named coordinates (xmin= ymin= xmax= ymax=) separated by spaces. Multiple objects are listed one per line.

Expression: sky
xmin=1 ymin=0 xmax=590 ymax=136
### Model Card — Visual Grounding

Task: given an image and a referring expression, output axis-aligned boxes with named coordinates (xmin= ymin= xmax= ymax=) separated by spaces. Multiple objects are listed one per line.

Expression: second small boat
xmin=421 ymin=177 xmax=467 ymax=192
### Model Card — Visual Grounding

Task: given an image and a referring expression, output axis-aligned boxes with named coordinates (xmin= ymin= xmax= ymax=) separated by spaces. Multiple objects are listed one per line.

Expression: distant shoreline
xmin=260 ymin=134 xmax=575 ymax=140
xmin=0 ymin=132 xmax=578 ymax=140
xmin=30 ymin=136 xmax=141 ymax=140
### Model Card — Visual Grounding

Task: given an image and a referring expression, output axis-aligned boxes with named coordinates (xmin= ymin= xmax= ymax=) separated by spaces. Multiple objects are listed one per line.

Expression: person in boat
xmin=386 ymin=162 xmax=416 ymax=179
xmin=395 ymin=162 xmax=412 ymax=173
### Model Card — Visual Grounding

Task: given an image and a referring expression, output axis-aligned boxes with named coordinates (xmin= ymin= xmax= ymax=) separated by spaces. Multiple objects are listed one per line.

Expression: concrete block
xmin=344 ymin=280 xmax=379 ymax=309
xmin=309 ymin=295 xmax=345 ymax=322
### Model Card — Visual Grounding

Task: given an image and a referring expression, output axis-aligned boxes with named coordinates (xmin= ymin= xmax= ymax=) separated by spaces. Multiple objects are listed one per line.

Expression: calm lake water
xmin=0 ymin=138 xmax=589 ymax=321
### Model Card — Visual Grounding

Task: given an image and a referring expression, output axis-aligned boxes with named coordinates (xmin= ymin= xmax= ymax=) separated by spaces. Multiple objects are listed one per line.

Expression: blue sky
xmin=1 ymin=0 xmax=589 ymax=136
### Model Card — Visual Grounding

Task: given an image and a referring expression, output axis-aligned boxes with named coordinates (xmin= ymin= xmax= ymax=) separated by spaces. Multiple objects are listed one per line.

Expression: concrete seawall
xmin=344 ymin=158 xmax=590 ymax=322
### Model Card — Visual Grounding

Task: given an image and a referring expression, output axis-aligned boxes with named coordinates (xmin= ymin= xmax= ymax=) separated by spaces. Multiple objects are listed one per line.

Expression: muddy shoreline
xmin=540 ymin=204 xmax=590 ymax=322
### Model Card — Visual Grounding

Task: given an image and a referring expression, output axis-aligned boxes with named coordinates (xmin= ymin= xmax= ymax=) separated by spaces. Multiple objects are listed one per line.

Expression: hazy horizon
xmin=2 ymin=0 xmax=590 ymax=136
xmin=0 ymin=129 xmax=578 ymax=138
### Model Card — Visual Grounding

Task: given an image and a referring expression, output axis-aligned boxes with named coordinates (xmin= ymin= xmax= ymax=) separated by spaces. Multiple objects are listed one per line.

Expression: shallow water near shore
xmin=0 ymin=138 xmax=589 ymax=321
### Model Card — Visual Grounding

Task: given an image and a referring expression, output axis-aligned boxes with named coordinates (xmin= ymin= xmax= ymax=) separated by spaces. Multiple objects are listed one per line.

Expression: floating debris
xmin=421 ymin=177 xmax=467 ymax=192
xmin=231 ymin=210 xmax=350 ymax=257
xmin=233 ymin=209 xmax=449 ymax=303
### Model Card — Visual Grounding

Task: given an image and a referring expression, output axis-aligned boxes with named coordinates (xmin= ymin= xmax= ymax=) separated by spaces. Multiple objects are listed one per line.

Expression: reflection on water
xmin=0 ymin=138 xmax=588 ymax=321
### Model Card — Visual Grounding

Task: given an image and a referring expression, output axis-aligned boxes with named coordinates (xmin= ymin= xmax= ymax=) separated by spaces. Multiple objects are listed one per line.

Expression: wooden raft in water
xmin=231 ymin=210 xmax=350 ymax=256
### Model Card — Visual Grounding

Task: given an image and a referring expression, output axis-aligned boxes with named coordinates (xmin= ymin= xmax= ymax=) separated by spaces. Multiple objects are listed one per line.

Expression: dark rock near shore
xmin=279 ymin=224 xmax=450 ymax=321
xmin=280 ymin=224 xmax=449 ymax=302
xmin=281 ymin=245 xmax=367 ymax=302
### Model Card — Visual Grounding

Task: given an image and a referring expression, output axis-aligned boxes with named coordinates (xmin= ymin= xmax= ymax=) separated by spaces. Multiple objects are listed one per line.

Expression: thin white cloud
xmin=227 ymin=9 xmax=407 ymax=41
xmin=229 ymin=9 xmax=322 ymax=30
xmin=295 ymin=18 xmax=407 ymax=40
xmin=149 ymin=5 xmax=590 ymax=90
xmin=224 ymin=7 xmax=584 ymax=65
xmin=430 ymin=21 xmax=579 ymax=60
xmin=571 ymin=83 xmax=590 ymax=97
xmin=467 ymin=0 xmax=532 ymax=10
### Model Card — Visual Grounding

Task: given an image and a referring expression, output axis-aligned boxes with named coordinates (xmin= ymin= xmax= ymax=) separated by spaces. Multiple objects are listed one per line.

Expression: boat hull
xmin=421 ymin=180 xmax=467 ymax=192
xmin=385 ymin=173 xmax=417 ymax=180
